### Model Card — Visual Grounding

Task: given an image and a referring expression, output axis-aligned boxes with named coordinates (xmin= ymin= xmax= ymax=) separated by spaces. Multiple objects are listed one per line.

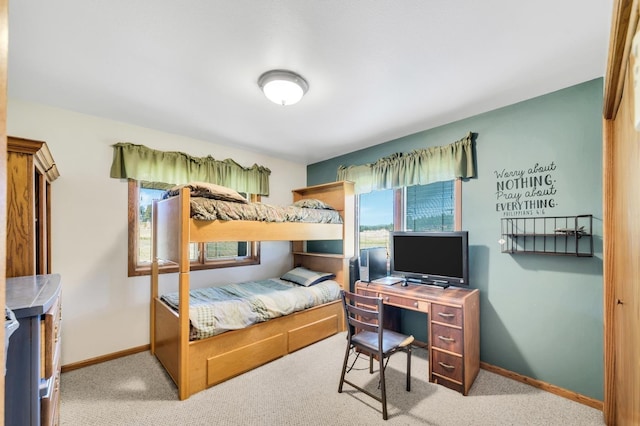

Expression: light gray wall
xmin=8 ymin=99 xmax=307 ymax=365
xmin=308 ymin=78 xmax=604 ymax=400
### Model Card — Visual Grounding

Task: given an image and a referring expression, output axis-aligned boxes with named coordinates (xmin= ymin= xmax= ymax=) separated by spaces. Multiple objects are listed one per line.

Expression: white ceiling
xmin=8 ymin=1 xmax=612 ymax=165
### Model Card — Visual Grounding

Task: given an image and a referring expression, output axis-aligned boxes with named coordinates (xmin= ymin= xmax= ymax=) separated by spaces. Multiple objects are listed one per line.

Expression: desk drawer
xmin=431 ymin=323 xmax=463 ymax=354
xmin=431 ymin=349 xmax=463 ymax=383
xmin=381 ymin=294 xmax=422 ymax=311
xmin=358 ymin=289 xmax=378 ymax=298
xmin=431 ymin=304 xmax=462 ymax=327
xmin=355 ymin=289 xmax=380 ymax=312
xmin=42 ymin=296 xmax=62 ymax=379
xmin=41 ymin=366 xmax=61 ymax=426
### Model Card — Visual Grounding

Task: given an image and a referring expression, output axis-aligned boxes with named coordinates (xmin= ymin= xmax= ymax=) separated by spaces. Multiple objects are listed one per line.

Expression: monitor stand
xmin=406 ymin=278 xmax=450 ymax=289
xmin=426 ymin=281 xmax=450 ymax=289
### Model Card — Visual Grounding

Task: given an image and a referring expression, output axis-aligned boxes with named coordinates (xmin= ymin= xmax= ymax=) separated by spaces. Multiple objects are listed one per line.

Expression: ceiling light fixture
xmin=258 ymin=69 xmax=309 ymax=106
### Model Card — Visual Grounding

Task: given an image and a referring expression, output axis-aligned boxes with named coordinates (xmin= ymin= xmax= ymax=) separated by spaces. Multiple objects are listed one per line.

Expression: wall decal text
xmin=494 ymin=161 xmax=558 ymax=216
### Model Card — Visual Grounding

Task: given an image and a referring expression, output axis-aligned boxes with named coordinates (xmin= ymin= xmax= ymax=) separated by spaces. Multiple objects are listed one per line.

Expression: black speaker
xmin=348 ymin=256 xmax=359 ymax=292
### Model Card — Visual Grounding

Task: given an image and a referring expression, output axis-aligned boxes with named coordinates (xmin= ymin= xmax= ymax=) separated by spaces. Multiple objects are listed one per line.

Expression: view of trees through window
xmin=358 ymin=181 xmax=455 ymax=254
xmin=137 ymin=186 xmax=249 ymax=265
xmin=138 ymin=187 xmax=164 ymax=264
xmin=359 ymin=189 xmax=394 ymax=251
xmin=135 ymin=181 xmax=454 ymax=272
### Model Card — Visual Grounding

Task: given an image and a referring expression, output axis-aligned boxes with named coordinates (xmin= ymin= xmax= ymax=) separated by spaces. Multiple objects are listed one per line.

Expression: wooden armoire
xmin=6 ymin=136 xmax=59 ymax=277
xmin=5 ymin=136 xmax=62 ymax=426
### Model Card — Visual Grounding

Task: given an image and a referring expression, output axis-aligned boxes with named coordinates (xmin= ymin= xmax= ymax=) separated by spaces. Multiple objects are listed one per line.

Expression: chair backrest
xmin=340 ymin=290 xmax=384 ymax=345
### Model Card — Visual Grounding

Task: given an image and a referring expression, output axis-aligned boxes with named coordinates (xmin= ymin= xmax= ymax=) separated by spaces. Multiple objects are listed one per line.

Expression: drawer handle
xmin=437 ymin=335 xmax=455 ymax=342
xmin=438 ymin=312 xmax=455 ymax=319
xmin=413 ymin=302 xmax=419 ymax=307
xmin=384 ymin=297 xmax=389 ymax=302
xmin=438 ymin=361 xmax=455 ymax=370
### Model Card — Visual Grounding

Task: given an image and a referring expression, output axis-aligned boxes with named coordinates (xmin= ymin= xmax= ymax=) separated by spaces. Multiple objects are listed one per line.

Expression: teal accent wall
xmin=307 ymin=78 xmax=604 ymax=400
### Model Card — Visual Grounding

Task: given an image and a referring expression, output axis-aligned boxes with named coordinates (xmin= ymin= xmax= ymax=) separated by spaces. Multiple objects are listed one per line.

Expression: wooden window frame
xmin=127 ymin=179 xmax=260 ymax=277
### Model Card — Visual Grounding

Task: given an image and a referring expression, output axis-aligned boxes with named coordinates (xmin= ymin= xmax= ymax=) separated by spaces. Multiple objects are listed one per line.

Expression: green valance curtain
xmin=337 ymin=132 xmax=475 ymax=194
xmin=110 ymin=142 xmax=271 ymax=195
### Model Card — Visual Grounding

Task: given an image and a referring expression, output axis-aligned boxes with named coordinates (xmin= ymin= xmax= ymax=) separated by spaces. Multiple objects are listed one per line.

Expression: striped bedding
xmin=160 ymin=278 xmax=341 ymax=340
xmin=162 ymin=183 xmax=342 ymax=223
xmin=187 ymin=197 xmax=343 ymax=223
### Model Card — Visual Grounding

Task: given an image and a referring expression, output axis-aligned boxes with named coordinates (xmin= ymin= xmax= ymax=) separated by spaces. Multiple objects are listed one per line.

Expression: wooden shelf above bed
xmin=291 ymin=181 xmax=355 ymax=259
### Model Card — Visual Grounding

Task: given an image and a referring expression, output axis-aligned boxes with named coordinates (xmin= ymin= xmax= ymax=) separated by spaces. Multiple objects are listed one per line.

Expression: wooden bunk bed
xmin=150 ymin=181 xmax=354 ymax=400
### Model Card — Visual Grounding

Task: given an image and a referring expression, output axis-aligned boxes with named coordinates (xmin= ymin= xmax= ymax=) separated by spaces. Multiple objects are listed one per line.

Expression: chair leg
xmin=338 ymin=343 xmax=351 ymax=393
xmin=406 ymin=346 xmax=412 ymax=392
xmin=379 ymin=354 xmax=388 ymax=420
xmin=369 ymin=352 xmax=374 ymax=374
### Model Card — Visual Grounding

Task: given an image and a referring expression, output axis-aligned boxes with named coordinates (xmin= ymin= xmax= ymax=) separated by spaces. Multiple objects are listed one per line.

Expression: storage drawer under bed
xmin=205 ymin=309 xmax=340 ymax=387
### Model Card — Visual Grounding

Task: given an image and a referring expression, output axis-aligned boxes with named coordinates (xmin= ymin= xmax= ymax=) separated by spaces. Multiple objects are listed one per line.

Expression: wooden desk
xmin=356 ymin=280 xmax=480 ymax=395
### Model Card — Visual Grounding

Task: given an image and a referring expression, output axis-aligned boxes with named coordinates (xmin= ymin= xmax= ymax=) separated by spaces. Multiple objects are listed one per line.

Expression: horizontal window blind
xmin=405 ymin=181 xmax=454 ymax=231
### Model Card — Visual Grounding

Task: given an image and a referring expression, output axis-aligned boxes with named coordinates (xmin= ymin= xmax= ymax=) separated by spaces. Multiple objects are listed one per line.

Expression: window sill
xmin=128 ymin=257 xmax=260 ymax=277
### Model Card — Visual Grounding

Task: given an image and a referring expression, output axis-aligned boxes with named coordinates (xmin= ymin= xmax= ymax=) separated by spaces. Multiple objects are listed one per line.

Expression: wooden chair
xmin=338 ymin=290 xmax=414 ymax=420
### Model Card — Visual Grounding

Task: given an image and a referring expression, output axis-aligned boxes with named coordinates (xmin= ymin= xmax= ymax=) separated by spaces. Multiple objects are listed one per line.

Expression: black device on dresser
xmin=390 ymin=231 xmax=469 ymax=288
xmin=348 ymin=256 xmax=359 ymax=292
xmin=358 ymin=247 xmax=387 ymax=283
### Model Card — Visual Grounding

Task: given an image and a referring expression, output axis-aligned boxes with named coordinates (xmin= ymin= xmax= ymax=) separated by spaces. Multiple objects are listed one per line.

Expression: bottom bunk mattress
xmin=160 ymin=278 xmax=341 ymax=340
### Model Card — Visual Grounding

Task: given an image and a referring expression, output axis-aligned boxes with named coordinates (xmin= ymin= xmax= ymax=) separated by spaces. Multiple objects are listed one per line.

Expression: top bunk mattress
xmin=188 ymin=197 xmax=343 ymax=223
xmin=163 ymin=182 xmax=343 ymax=223
xmin=160 ymin=278 xmax=342 ymax=340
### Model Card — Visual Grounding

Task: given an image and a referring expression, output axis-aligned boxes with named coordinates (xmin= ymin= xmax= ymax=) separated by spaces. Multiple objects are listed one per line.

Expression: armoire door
xmin=602 ymin=1 xmax=640 ymax=424
xmin=5 ymin=136 xmax=58 ymax=278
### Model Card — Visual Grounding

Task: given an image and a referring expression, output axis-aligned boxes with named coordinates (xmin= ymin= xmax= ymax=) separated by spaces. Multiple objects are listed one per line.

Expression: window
xmin=405 ymin=180 xmax=455 ymax=231
xmin=128 ymin=180 xmax=259 ymax=276
xmin=358 ymin=189 xmax=394 ymax=250
xmin=357 ymin=180 xmax=459 ymax=252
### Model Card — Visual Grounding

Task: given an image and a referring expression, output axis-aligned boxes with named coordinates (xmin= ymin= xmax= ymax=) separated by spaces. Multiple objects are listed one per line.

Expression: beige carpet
xmin=60 ymin=333 xmax=604 ymax=425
